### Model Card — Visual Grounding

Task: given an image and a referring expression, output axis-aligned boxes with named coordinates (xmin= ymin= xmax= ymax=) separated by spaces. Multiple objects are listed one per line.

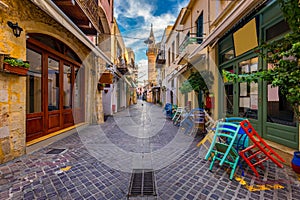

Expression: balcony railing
xmin=78 ymin=0 xmax=98 ymax=30
xmin=178 ymin=37 xmax=199 ymax=55
xmin=52 ymin=0 xmax=100 ymax=35
xmin=156 ymin=50 xmax=166 ymax=68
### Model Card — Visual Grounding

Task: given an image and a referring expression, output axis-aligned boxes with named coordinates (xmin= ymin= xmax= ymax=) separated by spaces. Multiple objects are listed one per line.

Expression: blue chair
xmin=164 ymin=103 xmax=173 ymax=118
xmin=191 ymin=108 xmax=205 ymax=134
xmin=225 ymin=117 xmax=249 ymax=151
xmin=180 ymin=116 xmax=194 ymax=134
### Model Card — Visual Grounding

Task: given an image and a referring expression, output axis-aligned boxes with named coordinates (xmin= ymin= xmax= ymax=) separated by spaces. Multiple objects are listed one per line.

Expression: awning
xmin=30 ymin=0 xmax=113 ymax=65
xmin=99 ymin=71 xmax=113 ymax=84
xmin=188 ymin=0 xmax=265 ymax=59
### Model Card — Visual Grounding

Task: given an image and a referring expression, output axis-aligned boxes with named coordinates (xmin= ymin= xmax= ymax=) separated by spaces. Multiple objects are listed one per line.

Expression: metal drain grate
xmin=128 ymin=169 xmax=157 ymax=197
xmin=46 ymin=148 xmax=67 ymax=155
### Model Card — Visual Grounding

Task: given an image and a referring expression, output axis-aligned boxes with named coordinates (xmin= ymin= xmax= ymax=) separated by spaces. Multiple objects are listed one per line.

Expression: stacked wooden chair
xmin=225 ymin=117 xmax=249 ymax=151
xmin=204 ymin=122 xmax=241 ymax=180
xmin=172 ymin=107 xmax=186 ymax=126
xmin=239 ymin=120 xmax=285 ymax=177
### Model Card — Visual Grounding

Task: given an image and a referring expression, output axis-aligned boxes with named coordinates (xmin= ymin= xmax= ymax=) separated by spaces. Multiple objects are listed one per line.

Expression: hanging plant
xmin=179 ymin=70 xmax=214 ymax=94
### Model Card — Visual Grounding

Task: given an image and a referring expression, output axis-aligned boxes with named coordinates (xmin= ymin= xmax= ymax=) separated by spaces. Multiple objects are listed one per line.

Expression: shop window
xmin=266 ymin=64 xmax=296 ymax=126
xmin=238 ymin=57 xmax=258 ymax=119
xmin=221 ymin=49 xmax=235 ymax=63
xmin=29 ymin=34 xmax=80 ymax=63
xmin=266 ymin=20 xmax=290 ymax=41
xmin=219 ymin=35 xmax=235 ymax=64
xmin=63 ymin=64 xmax=72 ymax=109
xmin=48 ymin=57 xmax=60 ymax=111
xmin=223 ymin=66 xmax=234 ymax=115
xmin=74 ymin=67 xmax=83 ymax=108
xmin=26 ymin=48 xmax=42 ymax=113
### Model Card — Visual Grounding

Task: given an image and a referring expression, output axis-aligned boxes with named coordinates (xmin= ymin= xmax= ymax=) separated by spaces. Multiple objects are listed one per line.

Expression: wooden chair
xmin=239 ymin=120 xmax=285 ymax=177
xmin=205 ymin=122 xmax=241 ymax=180
xmin=225 ymin=117 xmax=249 ymax=151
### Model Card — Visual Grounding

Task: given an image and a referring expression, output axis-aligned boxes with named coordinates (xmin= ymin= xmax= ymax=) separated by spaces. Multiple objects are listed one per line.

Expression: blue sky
xmin=114 ymin=0 xmax=189 ymax=83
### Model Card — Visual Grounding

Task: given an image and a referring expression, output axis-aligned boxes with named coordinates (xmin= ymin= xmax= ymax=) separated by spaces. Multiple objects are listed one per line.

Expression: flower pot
xmin=291 ymin=151 xmax=300 ymax=174
xmin=3 ymin=63 xmax=29 ymax=76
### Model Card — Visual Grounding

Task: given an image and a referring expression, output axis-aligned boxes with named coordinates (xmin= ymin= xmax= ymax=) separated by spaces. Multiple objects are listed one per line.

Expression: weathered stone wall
xmin=0 ymin=73 xmax=26 ymax=163
xmin=0 ymin=0 xmax=101 ymax=163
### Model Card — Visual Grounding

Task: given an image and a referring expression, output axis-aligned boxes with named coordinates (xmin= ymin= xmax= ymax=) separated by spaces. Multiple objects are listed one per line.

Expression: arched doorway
xmin=26 ymin=34 xmax=85 ymax=142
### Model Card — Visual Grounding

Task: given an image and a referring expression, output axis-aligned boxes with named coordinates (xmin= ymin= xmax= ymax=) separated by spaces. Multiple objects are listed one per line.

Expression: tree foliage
xmin=179 ymin=70 xmax=214 ymax=94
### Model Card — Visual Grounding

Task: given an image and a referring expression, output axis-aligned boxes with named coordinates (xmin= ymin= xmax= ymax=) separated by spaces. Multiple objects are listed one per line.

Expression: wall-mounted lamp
xmin=7 ymin=21 xmax=23 ymax=37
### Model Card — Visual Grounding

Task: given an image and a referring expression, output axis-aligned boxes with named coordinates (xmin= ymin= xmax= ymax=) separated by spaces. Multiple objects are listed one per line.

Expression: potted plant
xmin=97 ymin=83 xmax=105 ymax=91
xmin=2 ymin=57 xmax=30 ymax=76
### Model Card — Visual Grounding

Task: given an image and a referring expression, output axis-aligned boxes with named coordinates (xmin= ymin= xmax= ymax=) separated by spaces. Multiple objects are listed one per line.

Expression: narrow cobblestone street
xmin=0 ymin=101 xmax=300 ymax=200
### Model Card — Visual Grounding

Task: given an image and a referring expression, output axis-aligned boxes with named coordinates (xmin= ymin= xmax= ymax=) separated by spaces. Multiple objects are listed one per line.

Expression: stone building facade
xmin=0 ymin=0 xmax=112 ymax=163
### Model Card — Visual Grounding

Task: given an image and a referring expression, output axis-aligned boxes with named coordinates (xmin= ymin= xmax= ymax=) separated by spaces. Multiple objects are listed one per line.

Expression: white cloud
xmin=137 ymin=59 xmax=148 ymax=83
xmin=114 ymin=0 xmax=189 ymax=63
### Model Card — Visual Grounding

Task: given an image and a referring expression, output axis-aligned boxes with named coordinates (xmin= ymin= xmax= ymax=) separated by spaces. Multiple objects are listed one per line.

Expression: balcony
xmin=155 ymin=50 xmax=166 ymax=69
xmin=178 ymin=37 xmax=201 ymax=55
xmin=116 ymin=58 xmax=129 ymax=75
xmin=52 ymin=0 xmax=100 ymax=35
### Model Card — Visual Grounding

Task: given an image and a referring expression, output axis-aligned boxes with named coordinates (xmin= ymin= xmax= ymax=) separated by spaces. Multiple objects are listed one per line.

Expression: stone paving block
xmin=0 ymin=102 xmax=300 ymax=199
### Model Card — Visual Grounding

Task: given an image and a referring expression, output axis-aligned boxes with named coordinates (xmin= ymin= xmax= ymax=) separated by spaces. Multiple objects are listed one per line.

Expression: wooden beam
xmin=54 ymin=0 xmax=76 ymax=6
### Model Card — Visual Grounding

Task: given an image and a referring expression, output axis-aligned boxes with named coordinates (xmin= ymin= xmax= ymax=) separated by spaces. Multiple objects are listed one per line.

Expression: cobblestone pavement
xmin=0 ymin=101 xmax=300 ymax=200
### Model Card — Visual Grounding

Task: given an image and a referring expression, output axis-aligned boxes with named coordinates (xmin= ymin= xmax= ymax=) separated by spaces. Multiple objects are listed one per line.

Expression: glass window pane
xmin=266 ymin=64 xmax=296 ymax=126
xmin=74 ymin=67 xmax=82 ymax=108
xmin=266 ymin=20 xmax=290 ymax=41
xmin=221 ymin=49 xmax=235 ymax=63
xmin=223 ymin=66 xmax=234 ymax=115
xmin=238 ymin=57 xmax=258 ymax=119
xmin=63 ymin=64 xmax=72 ymax=109
xmin=26 ymin=48 xmax=42 ymax=113
xmin=48 ymin=57 xmax=59 ymax=111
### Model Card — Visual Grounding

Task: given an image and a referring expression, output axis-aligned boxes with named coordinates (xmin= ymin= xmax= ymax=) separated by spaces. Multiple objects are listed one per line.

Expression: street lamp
xmin=7 ymin=21 xmax=23 ymax=37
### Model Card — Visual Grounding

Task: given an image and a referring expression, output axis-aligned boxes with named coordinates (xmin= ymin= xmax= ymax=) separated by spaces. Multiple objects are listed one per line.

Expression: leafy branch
xmin=179 ymin=70 xmax=214 ymax=94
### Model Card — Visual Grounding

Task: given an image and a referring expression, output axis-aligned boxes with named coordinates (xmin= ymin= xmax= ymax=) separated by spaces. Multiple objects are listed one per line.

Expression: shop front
xmin=25 ymin=34 xmax=85 ymax=142
xmin=218 ymin=1 xmax=299 ymax=149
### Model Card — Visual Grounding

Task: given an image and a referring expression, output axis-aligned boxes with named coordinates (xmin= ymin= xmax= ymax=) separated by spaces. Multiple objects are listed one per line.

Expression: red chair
xmin=239 ymin=120 xmax=285 ymax=177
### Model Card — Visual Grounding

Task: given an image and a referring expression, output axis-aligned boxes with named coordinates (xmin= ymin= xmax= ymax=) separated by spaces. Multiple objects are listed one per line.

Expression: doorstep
xmin=26 ymin=122 xmax=88 ymax=154
xmin=264 ymin=139 xmax=297 ymax=166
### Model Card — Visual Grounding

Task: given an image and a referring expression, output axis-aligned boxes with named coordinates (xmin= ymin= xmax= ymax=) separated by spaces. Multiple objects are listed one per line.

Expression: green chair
xmin=204 ymin=122 xmax=241 ymax=180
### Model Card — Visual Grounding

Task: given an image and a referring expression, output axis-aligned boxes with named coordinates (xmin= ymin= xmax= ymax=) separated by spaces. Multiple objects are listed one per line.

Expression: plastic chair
xmin=197 ymin=130 xmax=215 ymax=158
xmin=164 ymin=103 xmax=172 ymax=118
xmin=179 ymin=116 xmax=194 ymax=135
xmin=189 ymin=108 xmax=205 ymax=135
xmin=172 ymin=107 xmax=186 ymax=125
xmin=225 ymin=117 xmax=249 ymax=151
xmin=239 ymin=120 xmax=285 ymax=177
xmin=205 ymin=122 xmax=241 ymax=180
